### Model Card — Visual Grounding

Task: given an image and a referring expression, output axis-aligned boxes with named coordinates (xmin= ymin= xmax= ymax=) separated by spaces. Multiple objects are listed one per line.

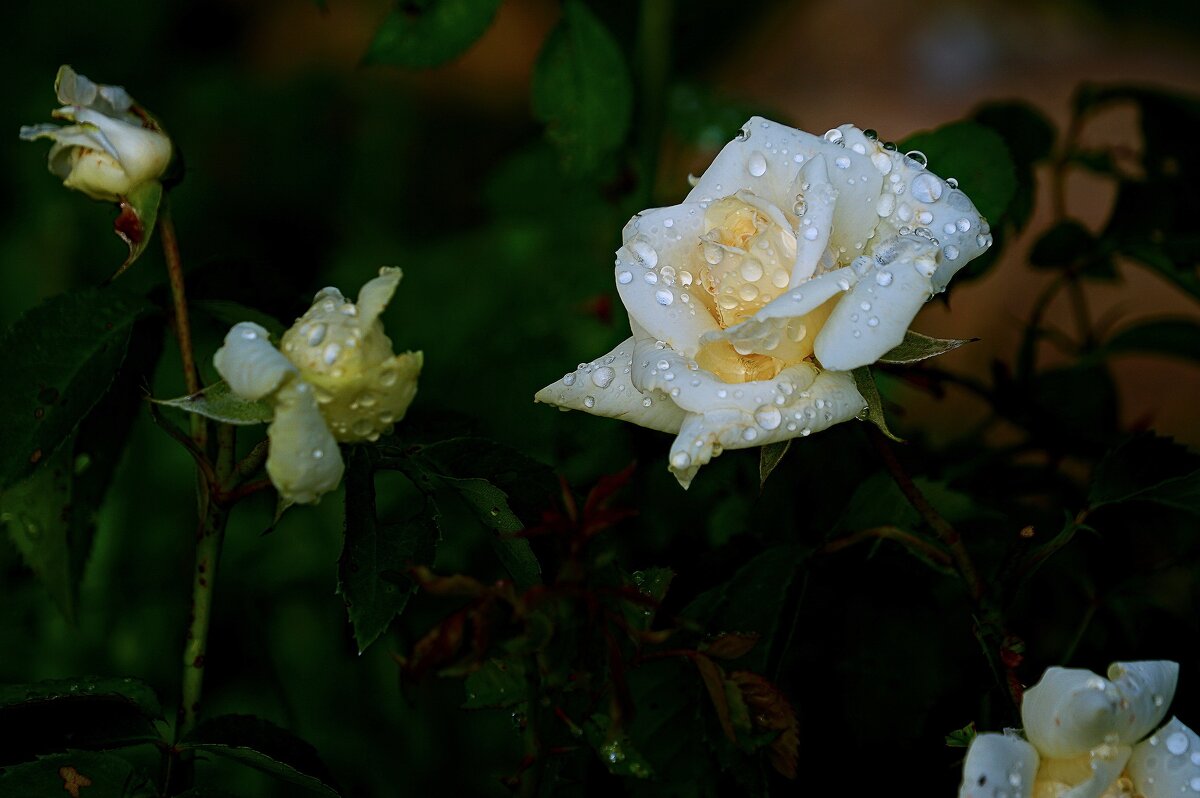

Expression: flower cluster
xmin=213 ymin=268 xmax=422 ymax=504
xmin=959 ymin=660 xmax=1196 ymax=798
xmin=535 ymin=118 xmax=992 ymax=487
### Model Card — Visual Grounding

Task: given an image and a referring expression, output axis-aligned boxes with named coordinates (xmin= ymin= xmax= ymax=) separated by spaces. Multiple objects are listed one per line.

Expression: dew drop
xmin=904 ymin=150 xmax=928 ymax=169
xmin=803 ymin=227 xmax=819 ymax=241
xmin=671 ymin=451 xmax=692 ymax=469
xmin=629 ymin=237 xmax=659 ymax=268
xmin=562 ymin=372 xmax=577 ymax=386
xmin=583 ymin=395 xmax=596 ymax=408
xmin=823 ymin=128 xmax=844 ymax=145
xmin=322 ymin=343 xmax=341 ymax=365
xmin=742 ymin=427 xmax=759 ymax=442
xmin=910 ymin=173 xmax=943 ymax=203
xmin=754 ymin=405 xmax=782 ymax=430
xmin=875 ymin=271 xmax=894 ymax=287
xmin=655 ymin=289 xmax=674 ymax=306
xmin=591 ymin=367 xmax=615 ymax=388
xmin=835 ymin=155 xmax=851 ymax=169
xmin=944 ymin=245 xmax=961 ymax=261
xmin=867 ymin=316 xmax=879 ymax=327
xmin=740 ymin=259 xmax=764 ymax=281
xmin=747 ymin=151 xmax=768 ymax=177
xmin=617 ymin=270 xmax=633 ymax=285
xmin=1167 ymin=732 xmax=1190 ymax=755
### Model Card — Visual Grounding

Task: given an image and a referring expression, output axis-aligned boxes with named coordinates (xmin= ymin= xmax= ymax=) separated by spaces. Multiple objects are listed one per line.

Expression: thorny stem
xmin=821 ymin=525 xmax=954 ymax=569
xmin=159 ymin=200 xmax=210 ymax=459
xmin=178 ymin=423 xmax=236 ymax=740
xmin=869 ymin=429 xmax=1024 ymax=710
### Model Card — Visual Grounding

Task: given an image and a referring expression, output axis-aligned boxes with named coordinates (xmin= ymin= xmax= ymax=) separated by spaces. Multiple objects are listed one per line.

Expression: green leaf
xmin=531 ymin=0 xmax=633 ymax=174
xmin=192 ymin=299 xmax=287 ymax=340
xmin=0 ymin=287 xmax=155 ymax=489
xmin=364 ymin=0 xmax=502 ymax=68
xmin=2 ymin=322 xmax=162 ymax=622
xmin=683 ymin=545 xmax=806 ymax=673
xmin=152 ymin=381 xmax=274 ymax=426
xmin=1102 ymin=318 xmax=1200 ymax=363
xmin=972 ymin=102 xmax=1055 ymax=169
xmin=0 ymin=678 xmax=165 ymax=766
xmin=110 ymin=180 xmax=163 ymax=280
xmin=584 ymin=712 xmax=654 ymax=779
xmin=851 ymin=366 xmax=902 ymax=442
xmin=180 ymin=715 xmax=341 ymax=797
xmin=626 ymin=659 xmax=718 ymax=798
xmin=758 ymin=440 xmax=791 ymax=489
xmin=0 ymin=750 xmax=157 ymax=797
xmin=440 ymin=475 xmax=541 ymax=589
xmin=877 ymin=330 xmax=975 ymax=365
xmin=462 ymin=658 xmax=528 ymax=709
xmin=1029 ymin=220 xmax=1114 ymax=277
xmin=945 ymin=721 xmax=977 ymax=748
xmin=669 ymin=84 xmax=771 ymax=152
xmin=339 ymin=446 xmax=440 ymax=654
xmin=626 ymin=567 xmax=673 ymax=631
xmin=899 ymin=120 xmax=1018 ymax=224
xmin=1090 ymin=434 xmax=1200 ymax=515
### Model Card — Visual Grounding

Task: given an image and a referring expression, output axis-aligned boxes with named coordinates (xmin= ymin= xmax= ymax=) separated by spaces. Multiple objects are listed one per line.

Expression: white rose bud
xmin=213 ymin=268 xmax=423 ymax=505
xmin=536 ymin=118 xmax=994 ymax=487
xmin=20 ymin=65 xmax=172 ymax=203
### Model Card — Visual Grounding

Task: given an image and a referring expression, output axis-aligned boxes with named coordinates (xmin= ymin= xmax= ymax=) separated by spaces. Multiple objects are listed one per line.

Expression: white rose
xmin=20 ymin=65 xmax=172 ymax=202
xmin=535 ymin=117 xmax=993 ymax=487
xmin=959 ymin=660 xmax=1190 ymax=798
xmin=213 ymin=268 xmax=423 ymax=505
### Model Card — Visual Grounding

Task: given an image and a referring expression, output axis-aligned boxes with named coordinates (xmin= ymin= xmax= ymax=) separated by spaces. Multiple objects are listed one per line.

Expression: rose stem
xmin=178 ymin=422 xmax=236 ymax=739
xmin=159 ymin=199 xmax=209 ymax=452
xmin=869 ymin=428 xmax=1023 ymax=709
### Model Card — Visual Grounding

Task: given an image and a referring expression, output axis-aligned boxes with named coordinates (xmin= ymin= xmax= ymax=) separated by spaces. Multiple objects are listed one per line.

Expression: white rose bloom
xmin=213 ymin=267 xmax=423 ymax=505
xmin=536 ymin=117 xmax=993 ymax=487
xmin=958 ymin=660 xmax=1192 ymax=798
xmin=20 ymin=65 xmax=172 ymax=203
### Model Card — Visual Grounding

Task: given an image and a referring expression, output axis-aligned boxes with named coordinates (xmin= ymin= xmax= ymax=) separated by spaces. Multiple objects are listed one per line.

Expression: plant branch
xmin=821 ymin=525 xmax=954 ymax=569
xmin=159 ymin=199 xmax=208 ymax=453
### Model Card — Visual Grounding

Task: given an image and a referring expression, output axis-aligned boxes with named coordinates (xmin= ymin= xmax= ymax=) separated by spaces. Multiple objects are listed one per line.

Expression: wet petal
xmin=213 ymin=322 xmax=296 ymax=400
xmin=55 ymin=65 xmax=135 ymax=117
xmin=1034 ymin=747 xmax=1132 ymax=798
xmin=534 ymin=337 xmax=687 ymax=434
xmin=789 ymin=155 xmax=837 ymax=284
xmin=70 ymin=106 xmax=171 ymax=184
xmin=814 ymin=236 xmax=939 ymax=371
xmin=266 ymin=379 xmax=344 ymax=505
xmin=355 ymin=267 xmax=402 ymax=330
xmin=1108 ymin=661 xmax=1179 ymax=743
xmin=958 ymin=733 xmax=1038 ymax=798
xmin=658 ymin=363 xmax=865 ymax=488
xmin=1023 ymin=667 xmax=1125 ymax=758
xmin=1128 ymin=717 xmax=1200 ymax=798
xmin=617 ymin=205 xmax=720 ymax=357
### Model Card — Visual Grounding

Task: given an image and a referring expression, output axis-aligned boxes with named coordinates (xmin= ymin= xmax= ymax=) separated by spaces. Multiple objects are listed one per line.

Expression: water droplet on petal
xmin=617 ymin=270 xmax=633 ymax=285
xmin=591 ymin=367 xmax=615 ymax=388
xmin=944 ymin=245 xmax=960 ymax=261
xmin=562 ymin=373 xmax=577 ymax=386
xmin=803 ymin=227 xmax=819 ymax=241
xmin=754 ymin=405 xmax=782 ymax=430
xmin=322 ymin=343 xmax=341 ymax=365
xmin=655 ymin=289 xmax=674 ymax=306
xmin=583 ymin=395 xmax=596 ymax=408
xmin=823 ymin=128 xmax=844 ymax=145
xmin=1167 ymin=732 xmax=1190 ymax=755
xmin=904 ymin=150 xmax=928 ymax=169
xmin=835 ymin=155 xmax=851 ymax=169
xmin=629 ymin=237 xmax=659 ymax=268
xmin=747 ymin=151 xmax=768 ymax=177
xmin=671 ymin=451 xmax=692 ymax=469
xmin=875 ymin=271 xmax=894 ymax=287
xmin=910 ymin=173 xmax=943 ymax=203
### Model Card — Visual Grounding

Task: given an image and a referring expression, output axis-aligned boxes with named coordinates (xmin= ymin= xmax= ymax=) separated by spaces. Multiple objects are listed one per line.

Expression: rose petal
xmin=69 ymin=106 xmax=171 ymax=184
xmin=355 ymin=266 xmax=402 ymax=330
xmin=266 ymin=379 xmax=345 ymax=505
xmin=213 ymin=322 xmax=297 ymax=400
xmin=1128 ymin=717 xmax=1200 ymax=798
xmin=873 ymin=151 xmax=991 ymax=292
xmin=1107 ymin=661 xmax=1179 ymax=743
xmin=648 ymin=356 xmax=865 ymax=488
xmin=1022 ymin=667 xmax=1126 ymax=758
xmin=55 ymin=65 xmax=135 ymax=118
xmin=700 ymin=265 xmax=859 ymax=360
xmin=957 ymin=733 xmax=1038 ymax=798
xmin=789 ymin=155 xmax=837 ymax=284
xmin=533 ymin=337 xmax=687 ymax=434
xmin=617 ymin=204 xmax=720 ymax=357
xmin=814 ymin=236 xmax=939 ymax=371
xmin=1033 ymin=747 xmax=1132 ymax=798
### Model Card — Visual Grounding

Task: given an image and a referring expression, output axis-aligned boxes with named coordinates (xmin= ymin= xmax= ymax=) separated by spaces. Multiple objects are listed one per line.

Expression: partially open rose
xmin=213 ymin=268 xmax=422 ymax=505
xmin=20 ymin=64 xmax=171 ymax=202
xmin=959 ymin=660 xmax=1193 ymax=798
xmin=536 ymin=118 xmax=993 ymax=487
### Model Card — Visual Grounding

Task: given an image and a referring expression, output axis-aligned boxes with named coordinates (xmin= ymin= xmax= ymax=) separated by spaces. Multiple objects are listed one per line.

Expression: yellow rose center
xmin=689 ymin=195 xmax=828 ymax=383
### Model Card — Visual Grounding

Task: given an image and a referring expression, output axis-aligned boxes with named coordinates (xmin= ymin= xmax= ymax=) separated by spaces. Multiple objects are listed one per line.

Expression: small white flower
xmin=213 ymin=268 xmax=423 ymax=505
xmin=959 ymin=660 xmax=1191 ymax=798
xmin=535 ymin=118 xmax=992 ymax=487
xmin=20 ymin=65 xmax=172 ymax=203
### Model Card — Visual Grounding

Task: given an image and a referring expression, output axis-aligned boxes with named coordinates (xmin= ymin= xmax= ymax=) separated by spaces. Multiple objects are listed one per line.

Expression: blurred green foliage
xmin=2 ymin=1 xmax=1200 ymax=797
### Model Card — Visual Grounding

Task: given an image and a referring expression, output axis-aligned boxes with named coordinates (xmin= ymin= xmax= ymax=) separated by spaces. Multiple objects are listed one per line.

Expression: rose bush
xmin=20 ymin=65 xmax=171 ymax=203
xmin=535 ymin=117 xmax=994 ymax=487
xmin=959 ymin=660 xmax=1197 ymax=798
xmin=213 ymin=267 xmax=422 ymax=504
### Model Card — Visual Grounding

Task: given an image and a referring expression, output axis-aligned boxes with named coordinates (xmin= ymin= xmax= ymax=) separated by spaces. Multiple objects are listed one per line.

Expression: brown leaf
xmin=411 ymin=566 xmax=487 ymax=598
xmin=730 ymin=671 xmax=799 ymax=779
xmin=693 ymin=654 xmax=737 ymax=744
xmin=701 ymin=632 xmax=760 ymax=660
